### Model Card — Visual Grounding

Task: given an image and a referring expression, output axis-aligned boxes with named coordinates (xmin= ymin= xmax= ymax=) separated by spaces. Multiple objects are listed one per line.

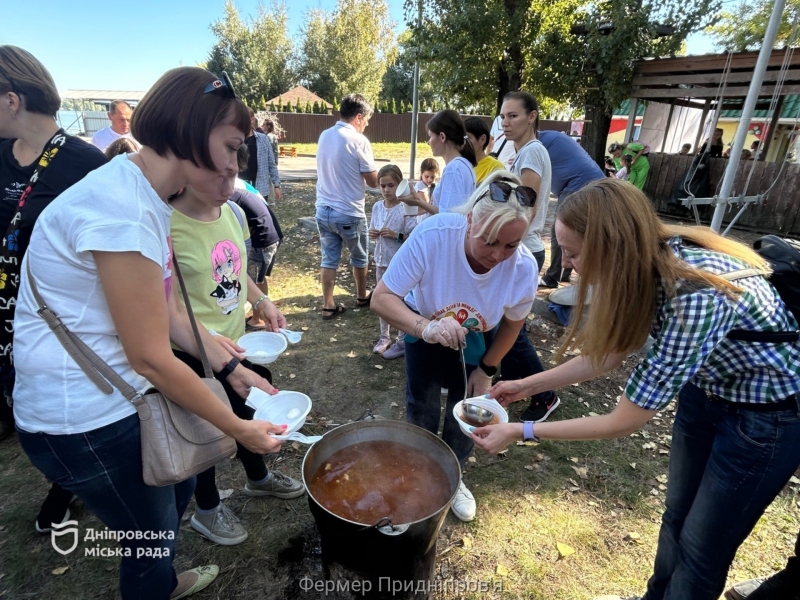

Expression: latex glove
xmin=472 ymin=423 xmax=521 ymax=455
xmin=226 ymin=363 xmax=278 ymax=399
xmin=422 ymin=317 xmax=466 ymax=350
xmin=467 ymin=366 xmax=493 ymax=397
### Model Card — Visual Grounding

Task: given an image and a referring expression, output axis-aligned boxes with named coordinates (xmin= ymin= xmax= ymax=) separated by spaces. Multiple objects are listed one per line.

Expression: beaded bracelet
xmin=253 ymin=295 xmax=268 ymax=312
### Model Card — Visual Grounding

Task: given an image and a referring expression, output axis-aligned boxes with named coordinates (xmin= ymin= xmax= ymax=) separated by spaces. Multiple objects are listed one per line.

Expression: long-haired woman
xmin=401 ymin=109 xmax=476 ymax=216
xmin=12 ymin=67 xmax=287 ymax=600
xmin=477 ymin=178 xmax=800 ymax=600
xmin=493 ymin=91 xmax=559 ymax=424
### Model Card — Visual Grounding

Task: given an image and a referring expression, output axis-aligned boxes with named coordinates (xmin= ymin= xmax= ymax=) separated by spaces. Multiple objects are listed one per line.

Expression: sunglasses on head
xmin=480 ymin=179 xmax=537 ymax=208
xmin=203 ymin=71 xmax=236 ymax=98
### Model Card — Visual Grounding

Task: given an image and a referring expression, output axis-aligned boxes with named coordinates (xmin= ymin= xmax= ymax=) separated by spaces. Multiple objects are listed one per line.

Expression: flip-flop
xmin=356 ymin=291 xmax=373 ymax=307
xmin=321 ymin=304 xmax=346 ymax=320
xmin=170 ymin=565 xmax=219 ymax=599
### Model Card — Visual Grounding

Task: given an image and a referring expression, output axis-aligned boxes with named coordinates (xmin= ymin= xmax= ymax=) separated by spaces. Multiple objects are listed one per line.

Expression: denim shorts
xmin=315 ymin=205 xmax=368 ymax=269
xmin=247 ymin=242 xmax=280 ymax=284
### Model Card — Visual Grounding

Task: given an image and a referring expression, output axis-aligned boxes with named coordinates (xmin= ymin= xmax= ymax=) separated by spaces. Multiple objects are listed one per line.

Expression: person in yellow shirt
xmin=465 ymin=117 xmax=505 ymax=183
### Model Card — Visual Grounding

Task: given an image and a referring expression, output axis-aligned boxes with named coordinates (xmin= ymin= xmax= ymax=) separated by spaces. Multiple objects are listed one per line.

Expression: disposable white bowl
xmin=453 ymin=396 xmax=509 ymax=437
xmin=247 ymin=389 xmax=312 ymax=434
xmin=237 ymin=331 xmax=287 ymax=364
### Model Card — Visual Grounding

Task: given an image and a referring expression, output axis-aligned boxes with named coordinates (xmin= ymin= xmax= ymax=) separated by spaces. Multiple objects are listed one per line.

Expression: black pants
xmin=173 ymin=350 xmax=270 ymax=510
xmin=542 ymin=222 xmax=572 ymax=286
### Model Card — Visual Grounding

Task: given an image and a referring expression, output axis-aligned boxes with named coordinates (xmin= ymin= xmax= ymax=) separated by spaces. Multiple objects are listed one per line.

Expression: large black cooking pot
xmin=302 ymin=420 xmax=461 ymax=580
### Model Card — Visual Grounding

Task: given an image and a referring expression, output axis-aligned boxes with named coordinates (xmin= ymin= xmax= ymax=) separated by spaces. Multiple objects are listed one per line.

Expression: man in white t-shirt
xmin=489 ymin=115 xmax=516 ymax=168
xmin=90 ymin=100 xmax=137 ymax=152
xmin=315 ymin=94 xmax=378 ymax=319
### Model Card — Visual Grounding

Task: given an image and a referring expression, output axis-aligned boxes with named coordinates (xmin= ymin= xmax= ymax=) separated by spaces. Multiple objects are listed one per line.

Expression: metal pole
xmin=624 ymin=98 xmax=639 ymax=142
xmin=711 ymin=0 xmax=786 ymax=232
xmin=409 ymin=0 xmax=422 ymax=179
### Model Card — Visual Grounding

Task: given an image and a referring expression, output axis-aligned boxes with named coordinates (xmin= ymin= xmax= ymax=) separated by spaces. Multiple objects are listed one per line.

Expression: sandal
xmin=321 ymin=304 xmax=346 ymax=320
xmin=356 ymin=291 xmax=373 ymax=307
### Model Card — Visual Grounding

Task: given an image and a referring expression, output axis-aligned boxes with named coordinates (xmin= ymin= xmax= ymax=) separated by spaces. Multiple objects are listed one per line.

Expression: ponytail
xmin=427 ymin=109 xmax=478 ymax=166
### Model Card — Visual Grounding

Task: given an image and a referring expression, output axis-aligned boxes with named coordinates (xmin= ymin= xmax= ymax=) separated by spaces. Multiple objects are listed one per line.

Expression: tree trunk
xmin=581 ymin=96 xmax=613 ymax=168
xmin=495 ymin=0 xmax=524 ymax=115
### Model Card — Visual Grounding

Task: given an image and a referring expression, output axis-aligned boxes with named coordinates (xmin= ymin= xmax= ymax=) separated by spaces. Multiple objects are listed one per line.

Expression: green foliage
xmin=708 ymin=0 xmax=800 ymax=51
xmin=206 ymin=0 xmax=296 ymax=103
xmin=312 ymin=100 xmax=320 ymax=113
xmin=259 ymin=95 xmax=267 ymax=111
xmin=295 ymin=97 xmax=302 ymax=113
xmin=269 ymin=101 xmax=276 ymax=111
xmin=379 ymin=29 xmax=439 ymax=109
xmin=277 ymin=96 xmax=283 ymax=112
xmin=332 ymin=97 xmax=340 ymax=111
xmin=408 ymin=0 xmax=722 ymax=161
xmin=297 ymin=0 xmax=398 ymax=103
xmin=305 ymin=100 xmax=313 ymax=113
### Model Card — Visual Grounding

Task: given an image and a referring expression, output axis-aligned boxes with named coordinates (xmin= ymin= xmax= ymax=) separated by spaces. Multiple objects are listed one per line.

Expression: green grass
xmin=287 ymin=142 xmax=433 ymax=162
xmin=0 ymin=181 xmax=797 ymax=599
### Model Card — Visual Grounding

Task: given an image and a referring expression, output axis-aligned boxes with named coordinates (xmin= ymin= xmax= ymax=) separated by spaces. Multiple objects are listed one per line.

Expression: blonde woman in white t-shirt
xmin=372 ymin=170 xmax=539 ymax=523
xmin=369 ymin=164 xmax=418 ymax=358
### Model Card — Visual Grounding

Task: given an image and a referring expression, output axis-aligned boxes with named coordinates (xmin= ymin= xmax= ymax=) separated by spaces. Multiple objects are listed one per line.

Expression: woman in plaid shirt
xmin=476 ymin=178 xmax=800 ymax=600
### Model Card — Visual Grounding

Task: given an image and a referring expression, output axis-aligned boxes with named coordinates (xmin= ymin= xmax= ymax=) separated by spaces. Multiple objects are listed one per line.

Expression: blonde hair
xmin=453 ymin=170 xmax=535 ymax=243
xmin=555 ymin=178 xmax=770 ymax=367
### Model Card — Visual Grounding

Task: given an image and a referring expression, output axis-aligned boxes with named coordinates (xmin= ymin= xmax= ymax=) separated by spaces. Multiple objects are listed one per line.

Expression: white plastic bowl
xmin=453 ymin=396 xmax=509 ymax=437
xmin=237 ymin=331 xmax=287 ymax=364
xmin=247 ymin=389 xmax=312 ymax=434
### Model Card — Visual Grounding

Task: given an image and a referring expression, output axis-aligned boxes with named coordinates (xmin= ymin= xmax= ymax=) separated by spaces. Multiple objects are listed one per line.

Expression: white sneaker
xmin=451 ymin=480 xmax=476 ymax=522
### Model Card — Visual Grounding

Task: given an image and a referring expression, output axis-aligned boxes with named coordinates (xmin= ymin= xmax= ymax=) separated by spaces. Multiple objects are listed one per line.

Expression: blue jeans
xmin=405 ymin=339 xmax=476 ymax=466
xmin=644 ymin=383 xmax=800 ymax=600
xmin=484 ymin=326 xmax=556 ymax=405
xmin=315 ymin=205 xmax=368 ymax=269
xmin=17 ymin=414 xmax=195 ymax=600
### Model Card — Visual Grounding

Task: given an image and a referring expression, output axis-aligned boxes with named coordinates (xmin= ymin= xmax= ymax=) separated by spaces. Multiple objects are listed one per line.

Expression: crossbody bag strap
xmin=170 ymin=252 xmax=215 ymax=379
xmin=25 ymin=259 xmax=138 ymax=398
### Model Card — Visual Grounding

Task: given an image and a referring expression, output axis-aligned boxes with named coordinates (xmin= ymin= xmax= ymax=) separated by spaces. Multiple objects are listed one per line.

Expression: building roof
xmin=266 ymin=85 xmax=332 ymax=109
xmin=61 ymin=90 xmax=147 ymax=104
xmin=720 ymin=94 xmax=800 ymax=119
xmin=615 ymin=100 xmax=647 ymax=117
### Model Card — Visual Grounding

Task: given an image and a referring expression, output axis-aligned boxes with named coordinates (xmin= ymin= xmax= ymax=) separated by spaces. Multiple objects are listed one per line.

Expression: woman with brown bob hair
xmin=475 ymin=178 xmax=800 ymax=600
xmin=12 ymin=67 xmax=288 ymax=600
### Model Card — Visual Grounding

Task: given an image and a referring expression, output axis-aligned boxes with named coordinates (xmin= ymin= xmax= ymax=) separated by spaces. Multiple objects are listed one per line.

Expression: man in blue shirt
xmin=538 ymin=131 xmax=605 ymax=288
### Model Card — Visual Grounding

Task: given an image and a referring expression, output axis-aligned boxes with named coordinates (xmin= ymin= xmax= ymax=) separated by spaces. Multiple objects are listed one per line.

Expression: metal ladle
xmin=459 ymin=346 xmax=495 ymax=426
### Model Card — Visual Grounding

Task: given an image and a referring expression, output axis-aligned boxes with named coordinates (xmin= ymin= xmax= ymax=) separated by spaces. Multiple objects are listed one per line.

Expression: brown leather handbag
xmin=26 ymin=255 xmax=237 ymax=487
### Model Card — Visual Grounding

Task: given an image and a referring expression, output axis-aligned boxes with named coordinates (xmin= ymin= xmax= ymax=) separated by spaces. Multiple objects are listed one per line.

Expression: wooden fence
xmin=643 ymin=153 xmax=800 ymax=235
xmin=276 ymin=112 xmax=570 ymax=144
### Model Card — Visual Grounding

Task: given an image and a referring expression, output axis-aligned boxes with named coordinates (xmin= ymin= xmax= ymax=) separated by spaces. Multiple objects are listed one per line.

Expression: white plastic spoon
xmin=272 ymin=431 xmax=322 ymax=444
xmin=279 ymin=328 xmax=303 ymax=344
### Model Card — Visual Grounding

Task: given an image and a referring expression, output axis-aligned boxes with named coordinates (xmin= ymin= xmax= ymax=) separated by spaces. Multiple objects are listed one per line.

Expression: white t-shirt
xmin=431 ymin=157 xmax=476 ymax=212
xmin=13 ymin=155 xmax=173 ymax=435
xmin=512 ymin=139 xmax=552 ymax=254
xmin=382 ymin=213 xmax=536 ymax=332
xmin=369 ymin=201 xmax=418 ymax=268
xmin=315 ymin=121 xmax=377 ymax=219
xmin=90 ymin=127 xmax=137 ymax=152
xmin=490 ymin=117 xmax=517 ymax=168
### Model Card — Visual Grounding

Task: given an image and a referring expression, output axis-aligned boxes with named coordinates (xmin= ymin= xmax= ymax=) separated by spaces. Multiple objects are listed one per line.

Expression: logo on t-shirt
xmin=209 ymin=240 xmax=242 ymax=315
xmin=431 ymin=301 xmax=486 ymax=331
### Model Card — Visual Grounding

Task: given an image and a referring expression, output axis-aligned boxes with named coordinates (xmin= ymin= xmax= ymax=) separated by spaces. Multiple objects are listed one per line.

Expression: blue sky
xmin=1 ymin=0 xmax=714 ymax=93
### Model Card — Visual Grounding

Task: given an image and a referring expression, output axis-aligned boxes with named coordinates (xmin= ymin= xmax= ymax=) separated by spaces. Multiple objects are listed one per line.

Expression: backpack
xmin=723 ymin=235 xmax=800 ymax=343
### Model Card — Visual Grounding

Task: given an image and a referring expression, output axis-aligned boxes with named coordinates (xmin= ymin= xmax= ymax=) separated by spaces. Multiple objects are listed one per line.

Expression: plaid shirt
xmin=251 ymin=132 xmax=280 ymax=197
xmin=625 ymin=237 xmax=800 ymax=410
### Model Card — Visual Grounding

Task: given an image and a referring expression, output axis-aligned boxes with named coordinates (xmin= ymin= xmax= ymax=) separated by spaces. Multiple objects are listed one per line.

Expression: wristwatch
xmin=217 ymin=357 xmax=240 ymax=380
xmin=523 ymin=421 xmax=540 ymax=442
xmin=396 ymin=232 xmax=405 ymax=243
xmin=478 ymin=359 xmax=497 ymax=377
